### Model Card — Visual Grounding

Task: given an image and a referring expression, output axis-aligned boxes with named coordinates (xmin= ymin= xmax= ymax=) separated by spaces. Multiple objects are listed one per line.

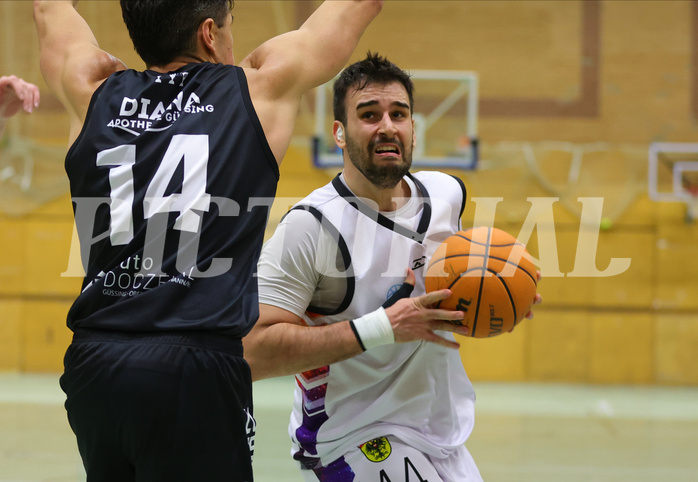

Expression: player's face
xmin=341 ymin=81 xmax=415 ymax=189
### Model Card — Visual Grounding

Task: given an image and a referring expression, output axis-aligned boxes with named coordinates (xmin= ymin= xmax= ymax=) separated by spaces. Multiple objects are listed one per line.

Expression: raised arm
xmin=242 ymin=0 xmax=383 ymax=97
xmin=33 ymin=0 xmax=125 ymax=144
xmin=240 ymin=0 xmax=383 ymax=162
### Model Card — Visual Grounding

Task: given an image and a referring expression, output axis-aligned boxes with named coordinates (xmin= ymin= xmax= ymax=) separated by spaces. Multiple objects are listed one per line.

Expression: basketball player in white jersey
xmin=246 ymin=53 xmax=541 ymax=481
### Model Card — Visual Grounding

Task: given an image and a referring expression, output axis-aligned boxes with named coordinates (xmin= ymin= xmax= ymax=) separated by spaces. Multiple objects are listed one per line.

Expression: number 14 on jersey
xmin=96 ymin=134 xmax=211 ymax=245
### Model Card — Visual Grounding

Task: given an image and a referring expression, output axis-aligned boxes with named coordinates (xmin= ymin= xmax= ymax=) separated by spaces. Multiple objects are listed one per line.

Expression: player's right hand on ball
xmin=384 ymin=270 xmax=469 ymax=349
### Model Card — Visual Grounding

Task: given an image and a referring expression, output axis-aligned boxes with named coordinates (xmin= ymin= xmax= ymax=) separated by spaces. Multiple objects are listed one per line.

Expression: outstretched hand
xmin=0 ymin=76 xmax=40 ymax=120
xmin=383 ymin=269 xmax=470 ymax=350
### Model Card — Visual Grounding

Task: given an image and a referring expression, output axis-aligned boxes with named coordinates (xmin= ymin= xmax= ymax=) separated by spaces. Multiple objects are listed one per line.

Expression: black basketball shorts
xmin=60 ymin=330 xmax=255 ymax=482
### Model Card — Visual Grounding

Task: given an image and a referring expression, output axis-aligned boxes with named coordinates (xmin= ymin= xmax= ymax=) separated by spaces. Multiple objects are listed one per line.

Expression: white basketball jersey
xmin=257 ymin=171 xmax=476 ymax=470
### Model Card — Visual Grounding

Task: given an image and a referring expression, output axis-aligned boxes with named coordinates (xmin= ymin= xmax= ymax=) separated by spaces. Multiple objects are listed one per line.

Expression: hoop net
xmin=0 ymin=136 xmax=69 ymax=217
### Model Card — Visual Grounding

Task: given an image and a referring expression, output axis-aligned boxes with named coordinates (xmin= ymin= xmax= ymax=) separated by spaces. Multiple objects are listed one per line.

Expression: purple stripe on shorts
xmin=313 ymin=456 xmax=355 ymax=481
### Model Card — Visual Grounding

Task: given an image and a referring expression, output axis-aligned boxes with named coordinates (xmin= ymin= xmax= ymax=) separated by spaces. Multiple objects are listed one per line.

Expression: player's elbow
xmin=32 ymin=0 xmax=54 ymax=22
xmin=242 ymin=336 xmax=266 ymax=381
xmin=33 ymin=0 xmax=54 ymax=43
xmin=243 ymin=350 xmax=274 ymax=382
xmin=358 ymin=0 xmax=384 ymax=21
xmin=32 ymin=1 xmax=46 ymax=24
xmin=246 ymin=360 xmax=265 ymax=382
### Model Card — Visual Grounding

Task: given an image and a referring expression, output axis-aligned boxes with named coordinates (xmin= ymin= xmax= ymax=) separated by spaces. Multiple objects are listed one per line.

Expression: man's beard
xmin=345 ymin=136 xmax=412 ymax=189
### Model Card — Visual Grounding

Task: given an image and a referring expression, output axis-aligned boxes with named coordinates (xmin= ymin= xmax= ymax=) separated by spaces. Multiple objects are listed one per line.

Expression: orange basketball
xmin=425 ymin=227 xmax=537 ymax=338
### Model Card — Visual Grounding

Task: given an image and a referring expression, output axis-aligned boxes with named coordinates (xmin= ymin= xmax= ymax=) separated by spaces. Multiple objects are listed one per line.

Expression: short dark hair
xmin=333 ymin=52 xmax=415 ymax=125
xmin=120 ymin=0 xmax=233 ymax=67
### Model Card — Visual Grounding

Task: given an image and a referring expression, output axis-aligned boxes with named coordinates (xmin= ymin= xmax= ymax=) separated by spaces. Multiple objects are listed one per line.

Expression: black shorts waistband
xmin=71 ymin=329 xmax=244 ymax=357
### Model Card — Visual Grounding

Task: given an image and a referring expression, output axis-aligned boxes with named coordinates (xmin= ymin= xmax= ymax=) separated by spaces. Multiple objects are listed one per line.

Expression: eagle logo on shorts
xmin=359 ymin=437 xmax=392 ymax=463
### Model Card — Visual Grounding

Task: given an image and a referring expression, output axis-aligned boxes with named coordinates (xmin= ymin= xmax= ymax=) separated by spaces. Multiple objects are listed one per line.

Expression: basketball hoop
xmin=0 ymin=135 xmax=69 ymax=216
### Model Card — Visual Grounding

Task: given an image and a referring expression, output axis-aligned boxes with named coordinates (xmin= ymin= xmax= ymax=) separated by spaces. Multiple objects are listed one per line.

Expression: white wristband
xmin=349 ymin=307 xmax=395 ymax=351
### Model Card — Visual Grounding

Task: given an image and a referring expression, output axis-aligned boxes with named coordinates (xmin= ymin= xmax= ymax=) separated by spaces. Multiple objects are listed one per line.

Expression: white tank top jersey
xmin=257 ymin=171 xmax=476 ymax=469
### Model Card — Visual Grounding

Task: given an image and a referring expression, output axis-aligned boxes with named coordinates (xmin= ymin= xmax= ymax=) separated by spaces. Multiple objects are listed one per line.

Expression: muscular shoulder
xmin=63 ymin=49 xmax=124 ymax=108
xmin=64 ymin=49 xmax=126 ymax=142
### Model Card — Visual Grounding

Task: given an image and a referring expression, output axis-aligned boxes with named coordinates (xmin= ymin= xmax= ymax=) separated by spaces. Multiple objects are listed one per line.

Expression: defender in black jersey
xmin=34 ymin=1 xmax=383 ymax=480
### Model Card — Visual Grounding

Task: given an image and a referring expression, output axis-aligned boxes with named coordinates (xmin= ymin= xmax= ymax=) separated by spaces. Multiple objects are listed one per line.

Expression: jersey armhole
xmin=235 ymin=67 xmax=280 ymax=180
xmin=450 ymin=175 xmax=467 ymax=220
xmin=286 ymin=205 xmax=355 ymax=316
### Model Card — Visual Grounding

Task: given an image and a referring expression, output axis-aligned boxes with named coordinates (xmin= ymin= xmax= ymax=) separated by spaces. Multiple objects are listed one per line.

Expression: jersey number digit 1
xmin=96 ymin=144 xmax=136 ymax=246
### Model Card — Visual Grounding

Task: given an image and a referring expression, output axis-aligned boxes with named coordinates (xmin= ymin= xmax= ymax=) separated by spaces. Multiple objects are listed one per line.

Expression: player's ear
xmin=198 ymin=18 xmax=217 ymax=56
xmin=411 ymin=117 xmax=417 ymax=149
xmin=333 ymin=121 xmax=346 ymax=148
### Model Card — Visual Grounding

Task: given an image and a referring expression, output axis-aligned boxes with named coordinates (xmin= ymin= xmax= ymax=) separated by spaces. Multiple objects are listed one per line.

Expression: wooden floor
xmin=2 ymin=373 xmax=697 ymax=482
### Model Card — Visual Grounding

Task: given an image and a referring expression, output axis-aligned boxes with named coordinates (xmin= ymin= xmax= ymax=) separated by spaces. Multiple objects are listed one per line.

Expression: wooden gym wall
xmin=0 ymin=1 xmax=696 ymax=384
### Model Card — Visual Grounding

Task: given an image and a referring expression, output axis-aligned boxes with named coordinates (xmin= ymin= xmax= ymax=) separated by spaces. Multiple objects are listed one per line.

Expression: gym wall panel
xmin=657 ymin=202 xmax=692 ymax=226
xmin=276 ymin=146 xmax=338 ymax=195
xmin=591 ymin=231 xmax=654 ymax=309
xmin=655 ymin=223 xmax=698 ymax=310
xmin=0 ymin=301 xmax=22 ymax=371
xmin=531 ymin=228 xmax=593 ymax=308
xmin=602 ymin=0 xmax=692 ymax=142
xmin=655 ymin=314 xmax=698 ymax=385
xmin=0 ymin=221 xmax=24 ymax=296
xmin=589 ymin=313 xmax=654 ymax=384
xmin=30 ymin=193 xmax=74 ymax=220
xmin=22 ymin=221 xmax=82 ymax=297
xmin=615 ymin=195 xmax=658 ymax=228
xmin=528 ymin=310 xmax=591 ymax=382
xmin=22 ymin=113 xmax=70 ymax=146
xmin=459 ymin=325 xmax=528 ymax=382
xmin=22 ymin=300 xmax=73 ymax=373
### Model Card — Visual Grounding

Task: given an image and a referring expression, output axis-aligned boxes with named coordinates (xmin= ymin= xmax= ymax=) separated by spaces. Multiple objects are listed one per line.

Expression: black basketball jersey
xmin=65 ymin=63 xmax=279 ymax=337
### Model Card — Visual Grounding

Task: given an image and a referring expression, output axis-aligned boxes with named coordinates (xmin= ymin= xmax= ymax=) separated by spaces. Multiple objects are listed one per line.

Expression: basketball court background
xmin=1 ymin=1 xmax=698 ymax=480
